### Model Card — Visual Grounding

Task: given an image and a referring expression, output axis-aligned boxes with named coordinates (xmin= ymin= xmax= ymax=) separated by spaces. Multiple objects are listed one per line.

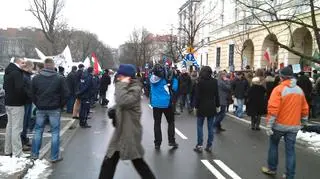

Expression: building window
xmin=229 ymin=44 xmax=235 ymax=67
xmin=216 ymin=47 xmax=221 ymax=67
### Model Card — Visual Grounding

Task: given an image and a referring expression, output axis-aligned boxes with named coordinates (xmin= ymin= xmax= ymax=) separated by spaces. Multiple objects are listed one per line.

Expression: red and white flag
xmin=91 ymin=52 xmax=102 ymax=75
xmin=263 ymin=48 xmax=271 ymax=64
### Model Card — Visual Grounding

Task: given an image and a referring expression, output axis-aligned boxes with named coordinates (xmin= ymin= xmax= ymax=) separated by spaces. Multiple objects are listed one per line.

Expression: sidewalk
xmin=0 ymin=114 xmax=78 ymax=178
xmin=226 ymin=111 xmax=320 ymax=154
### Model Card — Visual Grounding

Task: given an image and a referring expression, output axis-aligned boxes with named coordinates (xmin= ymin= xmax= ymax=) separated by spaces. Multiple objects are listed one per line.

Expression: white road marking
xmin=175 ymin=128 xmax=188 ymax=139
xmin=214 ymin=160 xmax=242 ymax=179
xmin=226 ymin=113 xmax=267 ymax=130
xmin=201 ymin=160 xmax=226 ymax=179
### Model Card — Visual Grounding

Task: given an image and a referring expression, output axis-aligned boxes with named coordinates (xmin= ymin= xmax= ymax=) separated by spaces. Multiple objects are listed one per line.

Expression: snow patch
xmin=24 ymin=159 xmax=52 ymax=179
xmin=0 ymin=156 xmax=31 ymax=175
xmin=297 ymin=131 xmax=320 ymax=152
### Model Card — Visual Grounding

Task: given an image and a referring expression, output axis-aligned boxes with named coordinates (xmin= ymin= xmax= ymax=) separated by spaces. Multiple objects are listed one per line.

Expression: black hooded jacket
xmin=3 ymin=63 xmax=26 ymax=106
xmin=32 ymin=68 xmax=69 ymax=110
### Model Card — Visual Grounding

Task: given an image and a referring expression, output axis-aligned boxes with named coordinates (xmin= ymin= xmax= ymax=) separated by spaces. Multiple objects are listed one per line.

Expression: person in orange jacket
xmin=261 ymin=67 xmax=309 ymax=179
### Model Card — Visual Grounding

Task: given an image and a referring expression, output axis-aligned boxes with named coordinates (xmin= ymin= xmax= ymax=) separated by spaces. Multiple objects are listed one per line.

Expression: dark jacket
xmin=23 ymin=71 xmax=33 ymax=104
xmin=297 ymin=75 xmax=313 ymax=104
xmin=179 ymin=73 xmax=192 ymax=94
xmin=3 ymin=63 xmax=26 ymax=106
xmin=232 ymin=78 xmax=249 ymax=99
xmin=77 ymin=72 xmax=94 ymax=100
xmin=92 ymin=75 xmax=100 ymax=92
xmin=67 ymin=71 xmax=78 ymax=96
xmin=0 ymin=88 xmax=5 ymax=116
xmin=32 ymin=68 xmax=69 ymax=110
xmin=246 ymin=79 xmax=267 ymax=116
xmin=195 ymin=77 xmax=220 ymax=117
xmin=265 ymin=76 xmax=276 ymax=100
xmin=75 ymin=69 xmax=84 ymax=94
xmin=100 ymin=73 xmax=111 ymax=93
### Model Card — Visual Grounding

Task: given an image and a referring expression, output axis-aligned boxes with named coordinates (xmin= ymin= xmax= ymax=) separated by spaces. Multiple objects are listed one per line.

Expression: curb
xmin=226 ymin=113 xmax=320 ymax=155
xmin=18 ymin=118 xmax=79 ymax=179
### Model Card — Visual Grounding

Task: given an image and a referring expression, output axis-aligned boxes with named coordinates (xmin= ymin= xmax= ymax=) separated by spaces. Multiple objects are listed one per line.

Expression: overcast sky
xmin=0 ymin=0 xmax=185 ymax=48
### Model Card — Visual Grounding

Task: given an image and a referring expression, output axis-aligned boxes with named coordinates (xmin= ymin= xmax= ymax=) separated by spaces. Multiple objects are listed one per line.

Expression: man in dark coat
xmin=232 ymin=72 xmax=249 ymax=118
xmin=31 ymin=58 xmax=69 ymax=162
xmin=77 ymin=67 xmax=94 ymax=128
xmin=178 ymin=68 xmax=192 ymax=113
xmin=194 ymin=66 xmax=220 ymax=153
xmin=216 ymin=71 xmax=231 ymax=133
xmin=3 ymin=57 xmax=29 ymax=158
xmin=99 ymin=69 xmax=111 ymax=106
xmin=66 ymin=66 xmax=77 ymax=113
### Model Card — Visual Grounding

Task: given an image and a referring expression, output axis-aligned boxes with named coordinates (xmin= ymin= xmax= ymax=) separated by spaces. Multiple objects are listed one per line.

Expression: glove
xmin=266 ymin=127 xmax=273 ymax=136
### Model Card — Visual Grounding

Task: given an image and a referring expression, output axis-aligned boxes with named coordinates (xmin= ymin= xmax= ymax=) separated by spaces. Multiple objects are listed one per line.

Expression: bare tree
xmin=28 ymin=0 xmax=65 ymax=55
xmin=237 ymin=0 xmax=320 ymax=64
xmin=177 ymin=0 xmax=217 ymax=56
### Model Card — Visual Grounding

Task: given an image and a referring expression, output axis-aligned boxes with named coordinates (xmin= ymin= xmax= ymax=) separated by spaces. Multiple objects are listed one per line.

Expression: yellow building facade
xmin=208 ymin=12 xmax=320 ymax=71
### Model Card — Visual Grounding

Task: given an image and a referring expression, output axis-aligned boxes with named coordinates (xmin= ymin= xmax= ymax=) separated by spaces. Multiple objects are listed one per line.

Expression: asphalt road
xmin=50 ymin=85 xmax=320 ymax=179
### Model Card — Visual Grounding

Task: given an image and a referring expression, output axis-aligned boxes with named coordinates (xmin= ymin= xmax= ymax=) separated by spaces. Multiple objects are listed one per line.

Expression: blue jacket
xmin=150 ymin=75 xmax=178 ymax=108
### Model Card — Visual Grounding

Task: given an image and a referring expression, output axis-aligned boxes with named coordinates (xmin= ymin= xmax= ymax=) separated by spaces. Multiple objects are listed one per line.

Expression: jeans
xmin=197 ymin=116 xmax=214 ymax=148
xmin=21 ymin=103 xmax=32 ymax=145
xmin=179 ymin=94 xmax=191 ymax=112
xmin=98 ymin=151 xmax=156 ymax=179
xmin=66 ymin=96 xmax=76 ymax=113
xmin=216 ymin=105 xmax=227 ymax=129
xmin=32 ymin=109 xmax=61 ymax=160
xmin=153 ymin=107 xmax=176 ymax=146
xmin=235 ymin=98 xmax=245 ymax=118
xmin=80 ymin=99 xmax=90 ymax=126
xmin=268 ymin=130 xmax=297 ymax=179
xmin=5 ymin=106 xmax=24 ymax=157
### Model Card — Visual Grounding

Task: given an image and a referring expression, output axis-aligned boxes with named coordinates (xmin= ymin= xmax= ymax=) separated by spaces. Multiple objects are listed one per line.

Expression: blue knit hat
xmin=117 ymin=64 xmax=136 ymax=78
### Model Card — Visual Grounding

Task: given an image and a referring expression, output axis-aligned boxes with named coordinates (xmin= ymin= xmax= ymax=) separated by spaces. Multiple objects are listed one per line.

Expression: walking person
xmin=3 ymin=57 xmax=29 ymax=158
xmin=178 ymin=68 xmax=192 ymax=113
xmin=262 ymin=67 xmax=309 ymax=179
xmin=215 ymin=71 xmax=231 ymax=133
xmin=150 ymin=64 xmax=179 ymax=150
xmin=66 ymin=66 xmax=77 ymax=114
xmin=193 ymin=66 xmax=220 ymax=153
xmin=98 ymin=64 xmax=156 ymax=179
xmin=246 ymin=77 xmax=267 ymax=130
xmin=31 ymin=58 xmax=69 ymax=162
xmin=72 ymin=64 xmax=85 ymax=119
xmin=20 ymin=60 xmax=34 ymax=150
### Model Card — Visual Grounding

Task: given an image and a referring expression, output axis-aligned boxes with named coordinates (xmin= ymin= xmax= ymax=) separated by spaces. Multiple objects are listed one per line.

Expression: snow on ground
xmin=0 ymin=156 xmax=31 ymax=175
xmin=24 ymin=159 xmax=52 ymax=179
xmin=297 ymin=130 xmax=320 ymax=153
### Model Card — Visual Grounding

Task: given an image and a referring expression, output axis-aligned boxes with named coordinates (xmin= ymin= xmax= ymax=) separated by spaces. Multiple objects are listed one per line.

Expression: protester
xmin=91 ymin=74 xmax=100 ymax=107
xmin=77 ymin=67 xmax=94 ymax=128
xmin=297 ymin=72 xmax=313 ymax=118
xmin=265 ymin=72 xmax=276 ymax=100
xmin=262 ymin=67 xmax=309 ymax=179
xmin=72 ymin=64 xmax=85 ymax=119
xmin=194 ymin=66 xmax=220 ymax=153
xmin=178 ymin=68 xmax=192 ymax=113
xmin=31 ymin=58 xmax=69 ymax=162
xmin=20 ymin=60 xmax=34 ymax=150
xmin=58 ymin=66 xmax=65 ymax=77
xmin=216 ymin=71 xmax=231 ymax=133
xmin=232 ymin=72 xmax=249 ymax=118
xmin=3 ymin=57 xmax=29 ymax=158
xmin=98 ymin=64 xmax=156 ymax=179
xmin=0 ymin=86 xmax=6 ymax=129
xmin=150 ymin=63 xmax=179 ymax=150
xmin=99 ymin=69 xmax=111 ymax=106
xmin=246 ymin=77 xmax=267 ymax=130
xmin=66 ymin=66 xmax=78 ymax=114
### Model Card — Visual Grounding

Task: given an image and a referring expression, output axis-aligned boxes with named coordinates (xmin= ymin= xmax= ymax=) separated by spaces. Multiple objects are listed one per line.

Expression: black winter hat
xmin=117 ymin=64 xmax=136 ymax=78
xmin=280 ymin=66 xmax=293 ymax=79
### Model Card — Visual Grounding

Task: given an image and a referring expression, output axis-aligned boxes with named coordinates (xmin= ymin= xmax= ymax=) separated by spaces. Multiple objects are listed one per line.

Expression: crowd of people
xmin=1 ymin=57 xmax=111 ymax=162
